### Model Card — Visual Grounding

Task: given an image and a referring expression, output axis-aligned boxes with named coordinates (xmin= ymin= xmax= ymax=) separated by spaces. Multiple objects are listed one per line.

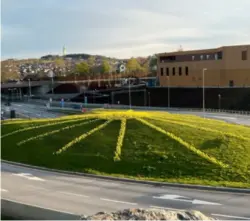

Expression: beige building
xmin=157 ymin=44 xmax=250 ymax=87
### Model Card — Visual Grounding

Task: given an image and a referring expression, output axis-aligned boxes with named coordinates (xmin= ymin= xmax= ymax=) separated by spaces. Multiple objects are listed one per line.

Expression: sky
xmin=1 ymin=0 xmax=250 ymax=60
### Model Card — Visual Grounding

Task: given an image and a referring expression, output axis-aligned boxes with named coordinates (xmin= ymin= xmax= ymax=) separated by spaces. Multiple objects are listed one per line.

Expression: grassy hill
xmin=1 ymin=110 xmax=250 ymax=188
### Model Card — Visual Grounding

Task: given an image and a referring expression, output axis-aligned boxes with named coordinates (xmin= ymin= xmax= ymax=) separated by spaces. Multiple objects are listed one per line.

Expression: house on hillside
xmin=116 ymin=62 xmax=126 ymax=73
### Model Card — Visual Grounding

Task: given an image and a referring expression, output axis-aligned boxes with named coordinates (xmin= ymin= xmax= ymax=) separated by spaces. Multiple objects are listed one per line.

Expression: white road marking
xmin=213 ymin=116 xmax=236 ymax=120
xmin=1 ymin=198 xmax=77 ymax=215
xmin=12 ymin=173 xmax=45 ymax=182
xmin=212 ymin=213 xmax=250 ymax=220
xmin=1 ymin=189 xmax=8 ymax=192
xmin=100 ymin=198 xmax=137 ymax=205
xmin=153 ymin=194 xmax=221 ymax=205
xmin=150 ymin=206 xmax=184 ymax=211
xmin=27 ymin=185 xmax=48 ymax=191
xmin=58 ymin=191 xmax=89 ymax=198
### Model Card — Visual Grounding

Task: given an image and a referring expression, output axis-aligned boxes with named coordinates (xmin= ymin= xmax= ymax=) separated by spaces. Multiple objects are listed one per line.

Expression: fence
xmin=25 ymin=99 xmax=250 ymax=116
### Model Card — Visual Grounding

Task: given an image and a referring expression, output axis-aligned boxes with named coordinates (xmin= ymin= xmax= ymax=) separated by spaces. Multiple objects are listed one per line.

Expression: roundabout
xmin=1 ymin=109 xmax=250 ymax=188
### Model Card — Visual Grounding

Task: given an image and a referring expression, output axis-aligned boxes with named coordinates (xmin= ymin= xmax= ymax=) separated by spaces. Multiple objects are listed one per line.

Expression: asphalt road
xmin=172 ymin=110 xmax=250 ymax=126
xmin=2 ymin=103 xmax=64 ymax=119
xmin=1 ymin=103 xmax=250 ymax=220
xmin=4 ymin=102 xmax=250 ymax=126
xmin=1 ymin=162 xmax=250 ymax=220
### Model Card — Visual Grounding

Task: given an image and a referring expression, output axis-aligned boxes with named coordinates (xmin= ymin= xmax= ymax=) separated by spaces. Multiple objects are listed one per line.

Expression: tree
xmin=126 ymin=57 xmax=141 ymax=74
xmin=87 ymin=56 xmax=95 ymax=67
xmin=87 ymin=56 xmax=95 ymax=75
xmin=75 ymin=61 xmax=89 ymax=75
xmin=149 ymin=55 xmax=157 ymax=73
xmin=100 ymin=60 xmax=111 ymax=74
xmin=55 ymin=58 xmax=65 ymax=67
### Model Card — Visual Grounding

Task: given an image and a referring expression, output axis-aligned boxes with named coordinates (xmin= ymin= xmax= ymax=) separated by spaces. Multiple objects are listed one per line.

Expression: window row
xmin=160 ymin=51 xmax=223 ymax=63
xmin=160 ymin=67 xmax=189 ymax=76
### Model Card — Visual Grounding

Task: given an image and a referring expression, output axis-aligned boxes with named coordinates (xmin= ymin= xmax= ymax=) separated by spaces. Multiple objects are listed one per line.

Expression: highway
xmin=1 ymin=162 xmax=250 ymax=220
xmin=1 ymin=102 xmax=250 ymax=220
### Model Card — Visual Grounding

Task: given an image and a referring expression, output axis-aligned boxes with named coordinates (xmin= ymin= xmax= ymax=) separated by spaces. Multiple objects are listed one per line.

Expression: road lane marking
xmin=1 ymin=189 xmax=8 ymax=192
xmin=100 ymin=198 xmax=137 ymax=205
xmin=153 ymin=194 xmax=221 ymax=205
xmin=58 ymin=191 xmax=89 ymax=198
xmin=212 ymin=213 xmax=250 ymax=220
xmin=1 ymin=198 xmax=77 ymax=215
xmin=27 ymin=185 xmax=48 ymax=191
xmin=12 ymin=173 xmax=45 ymax=182
xmin=150 ymin=206 xmax=184 ymax=211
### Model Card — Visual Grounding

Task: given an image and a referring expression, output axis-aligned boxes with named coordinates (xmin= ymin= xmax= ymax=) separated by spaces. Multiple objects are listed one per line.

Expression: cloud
xmin=1 ymin=0 xmax=250 ymax=59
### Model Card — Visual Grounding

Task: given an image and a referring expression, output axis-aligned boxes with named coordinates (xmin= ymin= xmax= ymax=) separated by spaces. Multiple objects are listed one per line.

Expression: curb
xmin=2 ymin=159 xmax=250 ymax=194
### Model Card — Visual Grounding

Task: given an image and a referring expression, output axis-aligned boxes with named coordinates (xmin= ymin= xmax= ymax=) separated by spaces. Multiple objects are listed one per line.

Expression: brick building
xmin=157 ymin=44 xmax=250 ymax=87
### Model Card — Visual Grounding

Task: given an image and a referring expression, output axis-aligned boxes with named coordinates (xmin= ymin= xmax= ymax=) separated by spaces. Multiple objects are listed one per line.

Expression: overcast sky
xmin=1 ymin=0 xmax=250 ymax=59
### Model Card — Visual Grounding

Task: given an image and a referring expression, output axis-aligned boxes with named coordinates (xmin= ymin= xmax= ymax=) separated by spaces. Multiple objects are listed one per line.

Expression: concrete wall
xmin=1 ymin=199 xmax=80 ymax=220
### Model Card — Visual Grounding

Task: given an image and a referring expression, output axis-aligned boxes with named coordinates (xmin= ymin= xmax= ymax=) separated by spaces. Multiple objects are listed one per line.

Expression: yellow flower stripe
xmin=17 ymin=119 xmax=100 ymax=146
xmin=114 ymin=119 xmax=127 ymax=161
xmin=149 ymin=117 xmax=249 ymax=141
xmin=55 ymin=120 xmax=112 ymax=155
xmin=137 ymin=118 xmax=228 ymax=168
xmin=1 ymin=115 xmax=86 ymax=125
xmin=1 ymin=117 xmax=93 ymax=139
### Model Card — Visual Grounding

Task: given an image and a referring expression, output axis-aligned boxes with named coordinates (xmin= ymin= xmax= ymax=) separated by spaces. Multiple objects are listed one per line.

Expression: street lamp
xmin=28 ymin=79 xmax=31 ymax=97
xmin=167 ymin=76 xmax=170 ymax=108
xmin=51 ymin=75 xmax=54 ymax=94
xmin=128 ymin=77 xmax=131 ymax=109
xmin=202 ymin=68 xmax=207 ymax=116
xmin=148 ymin=92 xmax=151 ymax=107
xmin=218 ymin=94 xmax=221 ymax=110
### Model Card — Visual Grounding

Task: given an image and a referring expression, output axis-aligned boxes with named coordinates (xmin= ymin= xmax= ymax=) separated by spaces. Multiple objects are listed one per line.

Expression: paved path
xmin=1 ymin=162 xmax=250 ymax=220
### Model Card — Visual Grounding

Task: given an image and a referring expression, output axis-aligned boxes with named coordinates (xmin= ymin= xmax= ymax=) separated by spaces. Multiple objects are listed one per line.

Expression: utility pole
xmin=202 ymin=68 xmax=207 ymax=117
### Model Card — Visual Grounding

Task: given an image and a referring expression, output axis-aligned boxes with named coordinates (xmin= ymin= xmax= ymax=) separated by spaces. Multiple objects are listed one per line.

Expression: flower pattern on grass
xmin=137 ymin=118 xmax=228 ymax=168
xmin=114 ymin=118 xmax=127 ymax=161
xmin=55 ymin=120 xmax=112 ymax=155
xmin=17 ymin=119 xmax=100 ymax=146
xmin=1 ymin=117 xmax=93 ymax=139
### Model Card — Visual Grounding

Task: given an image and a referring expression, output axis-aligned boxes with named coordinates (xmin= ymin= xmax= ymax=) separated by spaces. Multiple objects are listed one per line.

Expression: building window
xmin=217 ymin=51 xmax=223 ymax=60
xmin=242 ymin=51 xmax=247 ymax=60
xmin=229 ymin=80 xmax=234 ymax=87
xmin=172 ymin=67 xmax=175 ymax=76
xmin=200 ymin=55 xmax=204 ymax=60
xmin=179 ymin=67 xmax=182 ymax=76
xmin=185 ymin=66 xmax=189 ymax=76
xmin=192 ymin=55 xmax=195 ymax=61
xmin=166 ymin=67 xmax=169 ymax=76
xmin=160 ymin=68 xmax=164 ymax=76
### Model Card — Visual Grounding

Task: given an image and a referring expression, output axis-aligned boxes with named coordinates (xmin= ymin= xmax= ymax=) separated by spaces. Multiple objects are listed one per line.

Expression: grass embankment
xmin=1 ymin=110 xmax=250 ymax=188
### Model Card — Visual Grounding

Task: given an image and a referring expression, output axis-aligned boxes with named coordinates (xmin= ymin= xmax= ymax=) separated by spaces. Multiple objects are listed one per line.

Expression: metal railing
xmin=24 ymin=99 xmax=250 ymax=116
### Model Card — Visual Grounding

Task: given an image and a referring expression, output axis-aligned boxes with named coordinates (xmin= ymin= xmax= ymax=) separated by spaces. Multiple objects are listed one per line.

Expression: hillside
xmin=1 ymin=54 xmax=154 ymax=82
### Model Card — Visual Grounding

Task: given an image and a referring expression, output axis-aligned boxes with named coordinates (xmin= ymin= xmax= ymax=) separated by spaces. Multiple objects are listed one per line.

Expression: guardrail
xmin=24 ymin=99 xmax=250 ymax=116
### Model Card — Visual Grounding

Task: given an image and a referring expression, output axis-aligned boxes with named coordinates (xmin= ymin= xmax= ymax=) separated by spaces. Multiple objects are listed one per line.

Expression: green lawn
xmin=1 ymin=110 xmax=250 ymax=188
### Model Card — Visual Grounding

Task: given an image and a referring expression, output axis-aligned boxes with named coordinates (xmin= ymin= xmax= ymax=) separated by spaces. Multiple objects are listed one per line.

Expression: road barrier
xmin=25 ymin=99 xmax=250 ymax=116
xmin=1 ymin=199 xmax=80 ymax=220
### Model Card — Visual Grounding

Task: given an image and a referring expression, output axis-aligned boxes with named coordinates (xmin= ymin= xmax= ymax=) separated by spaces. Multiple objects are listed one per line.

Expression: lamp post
xmin=167 ymin=76 xmax=170 ymax=108
xmin=28 ymin=79 xmax=31 ymax=96
xmin=218 ymin=94 xmax=221 ymax=110
xmin=148 ymin=91 xmax=151 ymax=107
xmin=51 ymin=76 xmax=54 ymax=94
xmin=129 ymin=77 xmax=131 ymax=109
xmin=202 ymin=68 xmax=207 ymax=116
